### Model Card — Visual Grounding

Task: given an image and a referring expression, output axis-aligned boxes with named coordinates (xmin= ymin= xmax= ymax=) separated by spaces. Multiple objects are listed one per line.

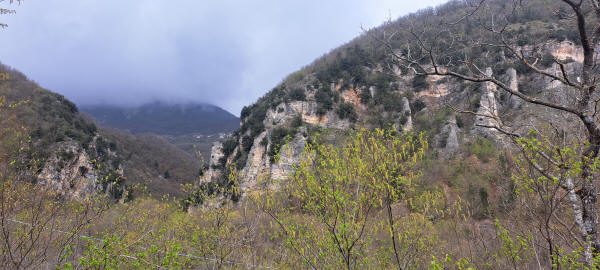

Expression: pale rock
xmin=397 ymin=97 xmax=413 ymax=132
xmin=473 ymin=68 xmax=502 ymax=141
xmin=200 ymin=141 xmax=224 ymax=183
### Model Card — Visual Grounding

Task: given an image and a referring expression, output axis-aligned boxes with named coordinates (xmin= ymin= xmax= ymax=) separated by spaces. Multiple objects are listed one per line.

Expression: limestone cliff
xmin=37 ymin=135 xmax=126 ymax=200
xmin=200 ymin=33 xmax=589 ymax=199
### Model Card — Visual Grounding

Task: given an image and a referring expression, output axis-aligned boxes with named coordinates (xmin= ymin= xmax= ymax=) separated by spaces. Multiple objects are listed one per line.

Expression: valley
xmin=1 ymin=0 xmax=599 ymax=268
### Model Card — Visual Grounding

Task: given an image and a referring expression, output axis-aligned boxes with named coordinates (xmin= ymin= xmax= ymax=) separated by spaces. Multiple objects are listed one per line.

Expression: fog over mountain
xmin=0 ymin=0 xmax=446 ymax=115
xmin=81 ymin=102 xmax=240 ymax=136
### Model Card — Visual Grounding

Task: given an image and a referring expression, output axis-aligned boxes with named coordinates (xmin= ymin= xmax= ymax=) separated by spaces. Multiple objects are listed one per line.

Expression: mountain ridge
xmin=81 ymin=101 xmax=239 ymax=136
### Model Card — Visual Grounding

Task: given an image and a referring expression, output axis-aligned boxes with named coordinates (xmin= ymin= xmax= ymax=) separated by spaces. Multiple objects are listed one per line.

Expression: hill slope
xmin=199 ymin=0 xmax=591 ymax=202
xmin=0 ymin=63 xmax=202 ymax=199
xmin=81 ymin=102 xmax=239 ymax=136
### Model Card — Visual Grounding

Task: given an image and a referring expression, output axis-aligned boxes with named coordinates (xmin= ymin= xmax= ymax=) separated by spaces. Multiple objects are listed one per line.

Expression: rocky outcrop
xmin=269 ymin=129 xmax=307 ymax=182
xmin=504 ymin=68 xmax=522 ymax=109
xmin=436 ymin=115 xmax=460 ymax=158
xmin=266 ymin=101 xmax=350 ymax=130
xmin=398 ymin=97 xmax=413 ymax=132
xmin=201 ymin=141 xmax=224 ymax=183
xmin=239 ymin=131 xmax=268 ymax=190
xmin=37 ymin=137 xmax=124 ymax=199
xmin=473 ymin=68 xmax=502 ymax=141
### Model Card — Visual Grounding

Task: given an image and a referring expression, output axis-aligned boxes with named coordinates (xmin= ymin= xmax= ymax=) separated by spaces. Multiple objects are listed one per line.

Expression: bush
xmin=336 ymin=102 xmax=357 ymax=122
xmin=268 ymin=127 xmax=297 ymax=162
xmin=382 ymin=92 xmax=404 ymax=112
xmin=241 ymin=135 xmax=253 ymax=152
xmin=288 ymin=88 xmax=306 ymax=101
xmin=222 ymin=139 xmax=237 ymax=155
xmin=240 ymin=106 xmax=251 ymax=119
xmin=412 ymin=100 xmax=426 ymax=112
xmin=412 ymin=75 xmax=429 ymax=92
xmin=315 ymin=85 xmax=334 ymax=116
xmin=468 ymin=136 xmax=496 ymax=162
xmin=291 ymin=115 xmax=303 ymax=128
xmin=359 ymin=87 xmax=371 ymax=104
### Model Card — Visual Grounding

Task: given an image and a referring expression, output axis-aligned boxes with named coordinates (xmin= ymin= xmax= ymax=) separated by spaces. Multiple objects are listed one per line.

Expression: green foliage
xmin=414 ymin=108 xmax=451 ymax=140
xmin=288 ymin=87 xmax=306 ymax=101
xmin=412 ymin=74 xmax=429 ymax=92
xmin=467 ymin=136 xmax=497 ymax=162
xmin=255 ymin=128 xmax=445 ymax=269
xmin=240 ymin=105 xmax=251 ymax=119
xmin=359 ymin=87 xmax=371 ymax=104
xmin=291 ymin=114 xmax=303 ymax=128
xmin=219 ymin=137 xmax=238 ymax=165
xmin=336 ymin=102 xmax=357 ymax=122
xmin=268 ymin=126 xmax=297 ymax=162
xmin=412 ymin=99 xmax=426 ymax=112
xmin=315 ymin=84 xmax=334 ymax=116
xmin=241 ymin=135 xmax=253 ymax=152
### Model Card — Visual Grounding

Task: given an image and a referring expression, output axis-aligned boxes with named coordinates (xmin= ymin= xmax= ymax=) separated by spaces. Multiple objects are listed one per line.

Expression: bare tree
xmin=0 ymin=0 xmax=21 ymax=29
xmin=371 ymin=0 xmax=599 ymax=267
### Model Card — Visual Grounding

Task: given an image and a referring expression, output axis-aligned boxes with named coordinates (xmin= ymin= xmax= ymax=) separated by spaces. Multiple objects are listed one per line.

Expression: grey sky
xmin=0 ymin=0 xmax=447 ymax=115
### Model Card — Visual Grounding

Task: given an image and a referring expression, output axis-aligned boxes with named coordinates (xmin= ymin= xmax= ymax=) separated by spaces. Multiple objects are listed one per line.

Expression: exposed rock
xmin=504 ymin=68 xmax=522 ymax=109
xmin=239 ymin=131 xmax=268 ymax=190
xmin=266 ymin=101 xmax=350 ymax=130
xmin=340 ymin=88 xmax=364 ymax=110
xmin=369 ymin=86 xmax=376 ymax=98
xmin=437 ymin=115 xmax=460 ymax=158
xmin=392 ymin=65 xmax=402 ymax=76
xmin=200 ymin=141 xmax=224 ymax=183
xmin=239 ymin=128 xmax=307 ymax=193
xmin=473 ymin=68 xmax=502 ymax=141
xmin=397 ymin=97 xmax=413 ymax=132
xmin=269 ymin=129 xmax=307 ymax=183
xmin=37 ymin=137 xmax=123 ymax=199
xmin=417 ymin=75 xmax=450 ymax=98
xmin=551 ymin=40 xmax=584 ymax=63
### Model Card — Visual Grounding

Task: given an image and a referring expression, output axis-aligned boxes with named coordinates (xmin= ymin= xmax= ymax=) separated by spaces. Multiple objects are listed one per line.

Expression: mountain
xmin=198 ymin=0 xmax=594 ymax=205
xmin=81 ymin=102 xmax=239 ymax=136
xmin=3 ymin=0 xmax=600 ymax=268
xmin=0 ymin=63 xmax=202 ymax=199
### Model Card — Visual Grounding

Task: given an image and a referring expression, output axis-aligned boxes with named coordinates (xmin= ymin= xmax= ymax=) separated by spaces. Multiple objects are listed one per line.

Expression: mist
xmin=0 ymin=0 xmax=447 ymax=115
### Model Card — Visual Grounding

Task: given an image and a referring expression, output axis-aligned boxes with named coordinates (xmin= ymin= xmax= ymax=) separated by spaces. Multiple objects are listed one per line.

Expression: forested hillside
xmin=0 ymin=63 xmax=202 ymax=199
xmin=82 ymin=102 xmax=239 ymax=136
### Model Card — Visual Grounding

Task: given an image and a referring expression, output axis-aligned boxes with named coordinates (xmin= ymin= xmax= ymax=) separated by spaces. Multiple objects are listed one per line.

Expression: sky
xmin=0 ymin=0 xmax=447 ymax=115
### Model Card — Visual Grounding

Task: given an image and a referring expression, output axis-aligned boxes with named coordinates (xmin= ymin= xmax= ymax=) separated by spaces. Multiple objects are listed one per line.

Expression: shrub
xmin=315 ymin=85 xmax=334 ymax=116
xmin=242 ymin=135 xmax=253 ymax=152
xmin=336 ymin=102 xmax=357 ymax=122
xmin=222 ymin=138 xmax=237 ymax=155
xmin=240 ymin=106 xmax=251 ymax=119
xmin=468 ymin=136 xmax=496 ymax=162
xmin=288 ymin=88 xmax=306 ymax=101
xmin=291 ymin=115 xmax=303 ymax=128
xmin=412 ymin=100 xmax=426 ymax=112
xmin=412 ymin=75 xmax=429 ymax=92
xmin=268 ymin=127 xmax=296 ymax=162
xmin=359 ymin=87 xmax=371 ymax=104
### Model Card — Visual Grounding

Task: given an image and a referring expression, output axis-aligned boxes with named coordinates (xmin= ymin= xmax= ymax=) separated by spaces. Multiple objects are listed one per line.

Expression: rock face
xmin=269 ymin=130 xmax=307 ymax=183
xmin=398 ymin=97 xmax=413 ymax=132
xmin=504 ymin=68 xmax=522 ymax=109
xmin=436 ymin=115 xmax=460 ymax=158
xmin=266 ymin=101 xmax=350 ymax=130
xmin=201 ymin=141 xmax=224 ymax=183
xmin=202 ymin=37 xmax=593 ymax=198
xmin=238 ymin=104 xmax=317 ymax=192
xmin=37 ymin=136 xmax=124 ymax=199
xmin=473 ymin=68 xmax=502 ymax=141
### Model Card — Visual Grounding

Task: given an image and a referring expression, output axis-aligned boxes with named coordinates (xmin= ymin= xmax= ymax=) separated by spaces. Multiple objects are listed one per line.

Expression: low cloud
xmin=0 ymin=0 xmax=446 ymax=115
